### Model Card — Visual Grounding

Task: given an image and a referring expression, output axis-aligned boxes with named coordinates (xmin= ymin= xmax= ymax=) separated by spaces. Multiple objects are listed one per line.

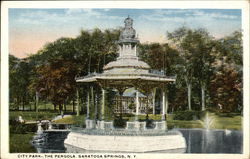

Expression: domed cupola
xmin=103 ymin=16 xmax=150 ymax=74
xmin=119 ymin=16 xmax=136 ymax=40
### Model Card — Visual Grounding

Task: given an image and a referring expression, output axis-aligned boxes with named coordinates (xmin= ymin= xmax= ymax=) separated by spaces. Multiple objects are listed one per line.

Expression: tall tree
xmin=167 ymin=27 xmax=214 ymax=111
xmin=9 ymin=55 xmax=32 ymax=110
xmin=35 ymin=59 xmax=77 ymax=114
xmin=167 ymin=27 xmax=196 ymax=110
xmin=209 ymin=66 xmax=241 ymax=112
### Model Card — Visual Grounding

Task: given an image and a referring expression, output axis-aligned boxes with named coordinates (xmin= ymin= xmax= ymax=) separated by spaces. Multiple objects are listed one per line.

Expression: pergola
xmin=76 ymin=16 xmax=175 ymax=129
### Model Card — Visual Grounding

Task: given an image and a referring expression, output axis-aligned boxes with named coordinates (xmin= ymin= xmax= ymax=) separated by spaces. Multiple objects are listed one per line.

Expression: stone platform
xmin=64 ymin=128 xmax=186 ymax=153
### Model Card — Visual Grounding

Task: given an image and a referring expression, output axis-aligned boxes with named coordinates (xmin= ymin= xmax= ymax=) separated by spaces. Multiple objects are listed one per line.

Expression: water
xmin=32 ymin=128 xmax=242 ymax=153
xmin=179 ymin=129 xmax=242 ymax=153
xmin=32 ymin=131 xmax=70 ymax=153
xmin=200 ymin=113 xmax=215 ymax=130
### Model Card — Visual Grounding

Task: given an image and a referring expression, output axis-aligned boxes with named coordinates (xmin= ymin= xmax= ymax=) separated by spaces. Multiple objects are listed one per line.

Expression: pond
xmin=31 ymin=128 xmax=242 ymax=153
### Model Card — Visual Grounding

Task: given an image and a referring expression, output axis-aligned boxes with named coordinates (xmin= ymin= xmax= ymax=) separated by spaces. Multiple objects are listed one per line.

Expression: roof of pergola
xmin=76 ymin=72 xmax=175 ymax=93
xmin=76 ymin=73 xmax=175 ymax=83
xmin=76 ymin=17 xmax=176 ymax=93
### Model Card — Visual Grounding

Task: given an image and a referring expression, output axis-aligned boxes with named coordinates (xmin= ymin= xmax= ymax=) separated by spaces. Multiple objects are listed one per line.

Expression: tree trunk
xmin=72 ymin=100 xmax=75 ymax=113
xmin=59 ymin=104 xmax=63 ymax=116
xmin=187 ymin=83 xmax=192 ymax=111
xmin=17 ymin=97 xmax=20 ymax=111
xmin=22 ymin=96 xmax=25 ymax=111
xmin=44 ymin=100 xmax=47 ymax=111
xmin=53 ymin=103 xmax=56 ymax=111
xmin=64 ymin=101 xmax=67 ymax=112
xmin=34 ymin=96 xmax=36 ymax=111
xmin=35 ymin=92 xmax=39 ymax=113
xmin=201 ymin=85 xmax=205 ymax=111
xmin=76 ymin=89 xmax=80 ymax=116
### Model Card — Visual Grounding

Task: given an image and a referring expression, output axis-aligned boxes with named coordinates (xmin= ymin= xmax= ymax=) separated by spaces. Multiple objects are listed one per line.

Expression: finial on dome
xmin=124 ymin=16 xmax=133 ymax=28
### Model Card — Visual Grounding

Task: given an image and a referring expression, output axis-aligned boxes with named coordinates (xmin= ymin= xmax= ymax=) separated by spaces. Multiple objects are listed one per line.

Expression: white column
xmin=87 ymin=91 xmax=90 ymax=119
xmin=162 ymin=89 xmax=166 ymax=120
xmin=152 ymin=88 xmax=156 ymax=115
xmin=165 ymin=91 xmax=169 ymax=115
xmin=134 ymin=45 xmax=137 ymax=56
xmin=119 ymin=45 xmax=122 ymax=56
xmin=136 ymin=90 xmax=140 ymax=120
xmin=122 ymin=44 xmax=125 ymax=55
xmin=76 ymin=88 xmax=80 ymax=116
xmin=123 ymin=45 xmax=128 ymax=54
xmin=101 ymin=89 xmax=106 ymax=120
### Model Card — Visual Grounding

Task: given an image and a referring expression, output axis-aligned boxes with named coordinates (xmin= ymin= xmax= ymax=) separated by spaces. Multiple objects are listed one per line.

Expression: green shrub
xmin=215 ymin=112 xmax=241 ymax=118
xmin=113 ymin=116 xmax=127 ymax=128
xmin=9 ymin=119 xmax=37 ymax=134
xmin=173 ymin=111 xmax=205 ymax=121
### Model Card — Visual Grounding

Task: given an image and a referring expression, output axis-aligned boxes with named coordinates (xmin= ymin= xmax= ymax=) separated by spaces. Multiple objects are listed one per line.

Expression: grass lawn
xmin=52 ymin=113 xmax=242 ymax=130
xmin=9 ymin=133 xmax=36 ymax=153
xmin=8 ymin=111 xmax=242 ymax=153
xmin=10 ymin=111 xmax=59 ymax=121
xmin=10 ymin=102 xmax=79 ymax=112
xmin=168 ymin=113 xmax=242 ymax=130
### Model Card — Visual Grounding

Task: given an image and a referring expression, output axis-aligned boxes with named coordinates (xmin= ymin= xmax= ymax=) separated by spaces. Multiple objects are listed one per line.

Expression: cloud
xmin=139 ymin=9 xmax=239 ymax=23
xmin=9 ymin=9 xmax=241 ymax=58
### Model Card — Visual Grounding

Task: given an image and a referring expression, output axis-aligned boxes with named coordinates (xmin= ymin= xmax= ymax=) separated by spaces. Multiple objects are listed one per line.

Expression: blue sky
xmin=9 ymin=8 xmax=241 ymax=58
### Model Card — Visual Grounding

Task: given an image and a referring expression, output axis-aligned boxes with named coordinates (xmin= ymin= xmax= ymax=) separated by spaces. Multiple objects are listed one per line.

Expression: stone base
xmin=126 ymin=121 xmax=146 ymax=130
xmin=154 ymin=121 xmax=166 ymax=130
xmin=96 ymin=121 xmax=114 ymax=130
xmin=64 ymin=130 xmax=186 ymax=153
xmin=85 ymin=119 xmax=96 ymax=129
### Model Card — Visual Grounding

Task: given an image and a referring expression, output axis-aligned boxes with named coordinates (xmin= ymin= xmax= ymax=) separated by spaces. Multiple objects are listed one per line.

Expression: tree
xmin=209 ymin=66 xmax=241 ymax=112
xmin=167 ymin=27 xmax=197 ymax=111
xmin=209 ymin=31 xmax=243 ymax=112
xmin=27 ymin=28 xmax=120 ymax=114
xmin=167 ymin=27 xmax=214 ymax=111
xmin=35 ymin=59 xmax=77 ymax=114
xmin=9 ymin=55 xmax=32 ymax=110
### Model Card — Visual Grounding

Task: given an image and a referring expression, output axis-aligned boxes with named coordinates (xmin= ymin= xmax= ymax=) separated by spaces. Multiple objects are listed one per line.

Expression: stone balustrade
xmin=154 ymin=121 xmax=167 ymax=130
xmin=85 ymin=119 xmax=96 ymax=129
xmin=96 ymin=121 xmax=114 ymax=130
xmin=126 ymin=121 xmax=146 ymax=130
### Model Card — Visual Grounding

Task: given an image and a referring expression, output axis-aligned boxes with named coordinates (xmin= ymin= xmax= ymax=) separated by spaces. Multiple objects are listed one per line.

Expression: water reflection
xmin=179 ymin=129 xmax=242 ymax=153
xmin=32 ymin=128 xmax=242 ymax=153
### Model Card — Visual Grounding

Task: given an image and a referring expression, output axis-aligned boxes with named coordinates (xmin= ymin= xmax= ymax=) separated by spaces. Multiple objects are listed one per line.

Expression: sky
xmin=9 ymin=9 xmax=241 ymax=58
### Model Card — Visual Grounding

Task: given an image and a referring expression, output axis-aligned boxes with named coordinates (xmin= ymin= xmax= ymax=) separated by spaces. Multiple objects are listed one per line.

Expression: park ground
xmin=9 ymin=102 xmax=242 ymax=153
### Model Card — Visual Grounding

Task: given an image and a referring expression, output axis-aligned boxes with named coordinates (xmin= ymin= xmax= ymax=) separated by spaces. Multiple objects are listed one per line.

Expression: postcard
xmin=1 ymin=1 xmax=249 ymax=159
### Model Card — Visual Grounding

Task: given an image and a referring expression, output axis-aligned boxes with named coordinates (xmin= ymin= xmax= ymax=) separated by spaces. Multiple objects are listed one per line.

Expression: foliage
xmin=53 ymin=115 xmax=86 ymax=127
xmin=209 ymin=66 xmax=241 ymax=112
xmin=173 ymin=110 xmax=206 ymax=121
xmin=9 ymin=27 xmax=243 ymax=116
xmin=35 ymin=59 xmax=78 ymax=113
xmin=10 ymin=111 xmax=59 ymax=121
xmin=113 ymin=116 xmax=128 ymax=128
xmin=9 ymin=55 xmax=33 ymax=110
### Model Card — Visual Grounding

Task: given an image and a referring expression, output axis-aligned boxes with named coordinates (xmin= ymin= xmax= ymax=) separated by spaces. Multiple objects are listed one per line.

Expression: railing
xmin=149 ymin=69 xmax=166 ymax=76
xmin=71 ymin=126 xmax=180 ymax=136
xmin=75 ymin=72 xmax=100 ymax=80
xmin=36 ymin=121 xmax=72 ymax=133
